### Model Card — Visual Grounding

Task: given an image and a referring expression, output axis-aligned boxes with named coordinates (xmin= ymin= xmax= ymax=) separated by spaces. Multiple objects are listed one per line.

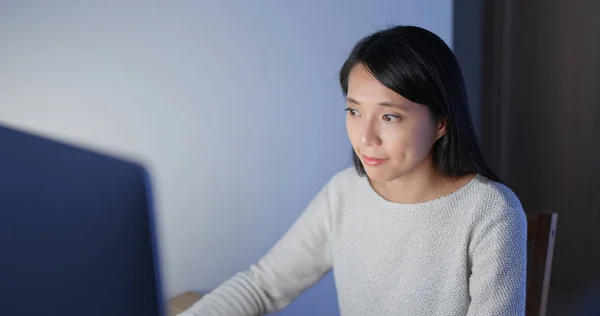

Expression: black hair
xmin=339 ymin=25 xmax=501 ymax=183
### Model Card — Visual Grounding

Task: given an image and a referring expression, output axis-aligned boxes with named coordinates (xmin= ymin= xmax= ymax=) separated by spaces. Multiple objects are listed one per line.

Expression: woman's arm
xmin=178 ymin=179 xmax=336 ymax=316
xmin=467 ymin=204 xmax=528 ymax=316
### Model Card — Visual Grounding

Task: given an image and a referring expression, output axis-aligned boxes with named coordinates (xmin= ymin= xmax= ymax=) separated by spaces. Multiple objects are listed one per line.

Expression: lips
xmin=361 ymin=155 xmax=388 ymax=166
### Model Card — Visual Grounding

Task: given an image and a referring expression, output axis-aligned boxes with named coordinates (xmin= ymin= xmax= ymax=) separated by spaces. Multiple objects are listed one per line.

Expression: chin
xmin=362 ymin=165 xmax=401 ymax=183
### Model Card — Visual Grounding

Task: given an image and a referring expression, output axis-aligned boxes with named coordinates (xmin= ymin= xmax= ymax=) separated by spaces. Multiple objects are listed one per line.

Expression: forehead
xmin=346 ymin=64 xmax=420 ymax=110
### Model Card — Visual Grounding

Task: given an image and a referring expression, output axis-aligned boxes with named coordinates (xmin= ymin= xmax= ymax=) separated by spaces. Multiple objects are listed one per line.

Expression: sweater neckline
xmin=359 ymin=173 xmax=484 ymax=211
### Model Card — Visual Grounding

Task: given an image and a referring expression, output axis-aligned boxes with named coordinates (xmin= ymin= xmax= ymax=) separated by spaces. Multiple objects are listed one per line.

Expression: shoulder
xmin=329 ymin=166 xmax=362 ymax=185
xmin=472 ymin=176 xmax=523 ymax=213
xmin=318 ymin=166 xmax=363 ymax=203
xmin=468 ymin=175 xmax=527 ymax=241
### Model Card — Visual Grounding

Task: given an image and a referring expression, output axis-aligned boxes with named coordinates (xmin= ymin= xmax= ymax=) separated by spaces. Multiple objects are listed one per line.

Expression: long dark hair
xmin=339 ymin=25 xmax=501 ymax=183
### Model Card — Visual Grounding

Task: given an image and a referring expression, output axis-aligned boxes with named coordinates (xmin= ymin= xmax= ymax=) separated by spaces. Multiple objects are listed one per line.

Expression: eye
xmin=383 ymin=114 xmax=402 ymax=122
xmin=344 ymin=107 xmax=360 ymax=117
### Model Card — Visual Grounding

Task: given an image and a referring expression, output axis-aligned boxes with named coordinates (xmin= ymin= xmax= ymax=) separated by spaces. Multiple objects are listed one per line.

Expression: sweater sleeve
xmin=178 ymin=179 xmax=335 ymax=316
xmin=466 ymin=203 xmax=528 ymax=316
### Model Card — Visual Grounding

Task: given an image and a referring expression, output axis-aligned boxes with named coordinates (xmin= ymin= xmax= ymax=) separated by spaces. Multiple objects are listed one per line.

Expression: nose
xmin=360 ymin=121 xmax=382 ymax=146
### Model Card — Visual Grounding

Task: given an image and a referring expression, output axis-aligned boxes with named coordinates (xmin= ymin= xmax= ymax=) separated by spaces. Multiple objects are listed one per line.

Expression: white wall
xmin=0 ymin=0 xmax=452 ymax=304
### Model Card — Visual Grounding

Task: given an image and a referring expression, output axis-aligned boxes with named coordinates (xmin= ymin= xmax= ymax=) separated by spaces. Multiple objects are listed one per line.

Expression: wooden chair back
xmin=526 ymin=212 xmax=558 ymax=316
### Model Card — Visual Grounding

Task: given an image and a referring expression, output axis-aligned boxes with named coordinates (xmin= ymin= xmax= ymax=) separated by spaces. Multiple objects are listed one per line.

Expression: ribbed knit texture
xmin=179 ymin=167 xmax=527 ymax=316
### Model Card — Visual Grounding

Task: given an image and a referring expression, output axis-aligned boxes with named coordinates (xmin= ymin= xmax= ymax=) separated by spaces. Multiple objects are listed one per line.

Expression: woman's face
xmin=345 ymin=63 xmax=446 ymax=184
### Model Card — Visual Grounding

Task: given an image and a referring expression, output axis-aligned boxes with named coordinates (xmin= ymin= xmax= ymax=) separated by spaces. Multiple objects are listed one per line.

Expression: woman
xmin=180 ymin=25 xmax=527 ymax=316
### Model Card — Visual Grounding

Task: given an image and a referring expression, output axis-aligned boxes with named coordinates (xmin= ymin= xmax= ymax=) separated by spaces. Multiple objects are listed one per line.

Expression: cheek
xmin=381 ymin=124 xmax=434 ymax=157
xmin=345 ymin=118 xmax=359 ymax=144
xmin=380 ymin=126 xmax=408 ymax=156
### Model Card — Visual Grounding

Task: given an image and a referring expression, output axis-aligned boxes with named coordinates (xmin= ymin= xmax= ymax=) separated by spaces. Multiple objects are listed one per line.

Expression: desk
xmin=169 ymin=291 xmax=203 ymax=316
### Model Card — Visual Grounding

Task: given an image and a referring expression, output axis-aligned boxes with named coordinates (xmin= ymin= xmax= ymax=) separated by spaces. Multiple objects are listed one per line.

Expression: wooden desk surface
xmin=168 ymin=291 xmax=203 ymax=316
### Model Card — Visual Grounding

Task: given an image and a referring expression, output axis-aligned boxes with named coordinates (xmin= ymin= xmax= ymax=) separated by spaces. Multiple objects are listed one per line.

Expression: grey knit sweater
xmin=179 ymin=168 xmax=527 ymax=316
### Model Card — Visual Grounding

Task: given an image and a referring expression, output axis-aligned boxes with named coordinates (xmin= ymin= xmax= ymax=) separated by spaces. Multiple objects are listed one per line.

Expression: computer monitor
xmin=0 ymin=123 xmax=165 ymax=316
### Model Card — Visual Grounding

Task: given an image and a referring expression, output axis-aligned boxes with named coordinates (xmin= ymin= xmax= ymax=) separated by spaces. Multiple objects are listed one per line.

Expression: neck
xmin=370 ymin=158 xmax=473 ymax=204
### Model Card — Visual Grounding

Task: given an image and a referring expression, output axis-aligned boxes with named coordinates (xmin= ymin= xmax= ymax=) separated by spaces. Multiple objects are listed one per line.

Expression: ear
xmin=435 ymin=118 xmax=447 ymax=141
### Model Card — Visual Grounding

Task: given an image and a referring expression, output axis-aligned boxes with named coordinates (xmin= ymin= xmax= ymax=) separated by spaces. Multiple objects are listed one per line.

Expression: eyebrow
xmin=345 ymin=97 xmax=410 ymax=111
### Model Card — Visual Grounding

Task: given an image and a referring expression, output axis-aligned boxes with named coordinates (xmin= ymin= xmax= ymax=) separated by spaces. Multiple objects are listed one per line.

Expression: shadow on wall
xmin=548 ymin=286 xmax=600 ymax=316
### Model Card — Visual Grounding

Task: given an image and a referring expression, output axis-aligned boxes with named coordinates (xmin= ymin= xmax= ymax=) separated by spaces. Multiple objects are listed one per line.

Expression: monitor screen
xmin=0 ymin=124 xmax=165 ymax=316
